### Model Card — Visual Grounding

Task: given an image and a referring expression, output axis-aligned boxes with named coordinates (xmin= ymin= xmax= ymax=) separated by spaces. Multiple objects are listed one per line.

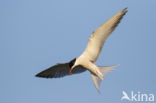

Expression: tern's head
xmin=69 ymin=58 xmax=77 ymax=70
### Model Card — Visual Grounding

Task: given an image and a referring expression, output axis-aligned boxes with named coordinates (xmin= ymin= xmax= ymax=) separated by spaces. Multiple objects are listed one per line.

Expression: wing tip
xmin=35 ymin=72 xmax=52 ymax=78
xmin=122 ymin=7 xmax=128 ymax=15
xmin=35 ymin=73 xmax=41 ymax=77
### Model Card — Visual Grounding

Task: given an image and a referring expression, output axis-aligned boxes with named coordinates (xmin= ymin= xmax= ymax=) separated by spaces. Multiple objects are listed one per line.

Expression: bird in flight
xmin=36 ymin=8 xmax=128 ymax=92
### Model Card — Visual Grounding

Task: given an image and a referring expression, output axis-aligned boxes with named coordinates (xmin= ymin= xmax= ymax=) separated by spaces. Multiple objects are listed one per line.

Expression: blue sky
xmin=0 ymin=0 xmax=156 ymax=103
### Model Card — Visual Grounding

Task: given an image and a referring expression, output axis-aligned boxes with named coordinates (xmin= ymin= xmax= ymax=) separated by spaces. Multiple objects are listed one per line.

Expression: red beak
xmin=69 ymin=68 xmax=72 ymax=75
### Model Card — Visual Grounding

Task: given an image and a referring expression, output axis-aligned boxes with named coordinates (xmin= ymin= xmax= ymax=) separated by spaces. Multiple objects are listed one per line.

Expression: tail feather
xmin=91 ymin=64 xmax=119 ymax=92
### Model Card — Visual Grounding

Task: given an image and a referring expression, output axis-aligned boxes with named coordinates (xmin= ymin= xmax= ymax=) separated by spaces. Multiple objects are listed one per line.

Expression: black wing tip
xmin=35 ymin=72 xmax=51 ymax=78
xmin=35 ymin=73 xmax=41 ymax=77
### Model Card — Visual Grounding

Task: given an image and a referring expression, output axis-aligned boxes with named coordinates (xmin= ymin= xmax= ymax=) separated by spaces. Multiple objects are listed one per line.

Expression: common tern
xmin=36 ymin=8 xmax=127 ymax=92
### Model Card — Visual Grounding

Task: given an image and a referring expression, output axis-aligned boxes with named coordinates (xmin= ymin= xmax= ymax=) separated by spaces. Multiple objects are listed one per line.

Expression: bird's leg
xmin=88 ymin=62 xmax=103 ymax=80
xmin=95 ymin=71 xmax=99 ymax=75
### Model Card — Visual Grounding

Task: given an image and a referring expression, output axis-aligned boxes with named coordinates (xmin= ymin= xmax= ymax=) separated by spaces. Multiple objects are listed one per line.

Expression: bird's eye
xmin=69 ymin=62 xmax=73 ymax=68
xmin=69 ymin=58 xmax=76 ymax=68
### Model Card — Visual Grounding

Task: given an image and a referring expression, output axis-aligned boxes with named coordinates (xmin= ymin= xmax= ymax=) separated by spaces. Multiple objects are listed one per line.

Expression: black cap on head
xmin=69 ymin=58 xmax=76 ymax=68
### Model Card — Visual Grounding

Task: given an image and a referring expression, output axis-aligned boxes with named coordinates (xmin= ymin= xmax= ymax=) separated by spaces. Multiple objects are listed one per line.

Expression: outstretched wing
xmin=82 ymin=8 xmax=128 ymax=62
xmin=36 ymin=63 xmax=86 ymax=78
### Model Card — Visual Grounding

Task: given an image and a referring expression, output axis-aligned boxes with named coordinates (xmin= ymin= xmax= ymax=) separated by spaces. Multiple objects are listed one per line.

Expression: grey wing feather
xmin=36 ymin=63 xmax=86 ymax=78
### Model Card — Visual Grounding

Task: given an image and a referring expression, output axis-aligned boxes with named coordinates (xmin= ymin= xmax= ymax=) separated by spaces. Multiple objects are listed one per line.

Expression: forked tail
xmin=90 ymin=64 xmax=119 ymax=92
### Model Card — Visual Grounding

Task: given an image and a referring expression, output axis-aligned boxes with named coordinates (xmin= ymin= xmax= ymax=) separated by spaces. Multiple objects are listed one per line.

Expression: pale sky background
xmin=0 ymin=0 xmax=156 ymax=103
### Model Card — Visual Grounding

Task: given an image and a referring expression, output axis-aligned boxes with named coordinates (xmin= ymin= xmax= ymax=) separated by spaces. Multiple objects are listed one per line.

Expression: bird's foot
xmin=96 ymin=70 xmax=103 ymax=80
